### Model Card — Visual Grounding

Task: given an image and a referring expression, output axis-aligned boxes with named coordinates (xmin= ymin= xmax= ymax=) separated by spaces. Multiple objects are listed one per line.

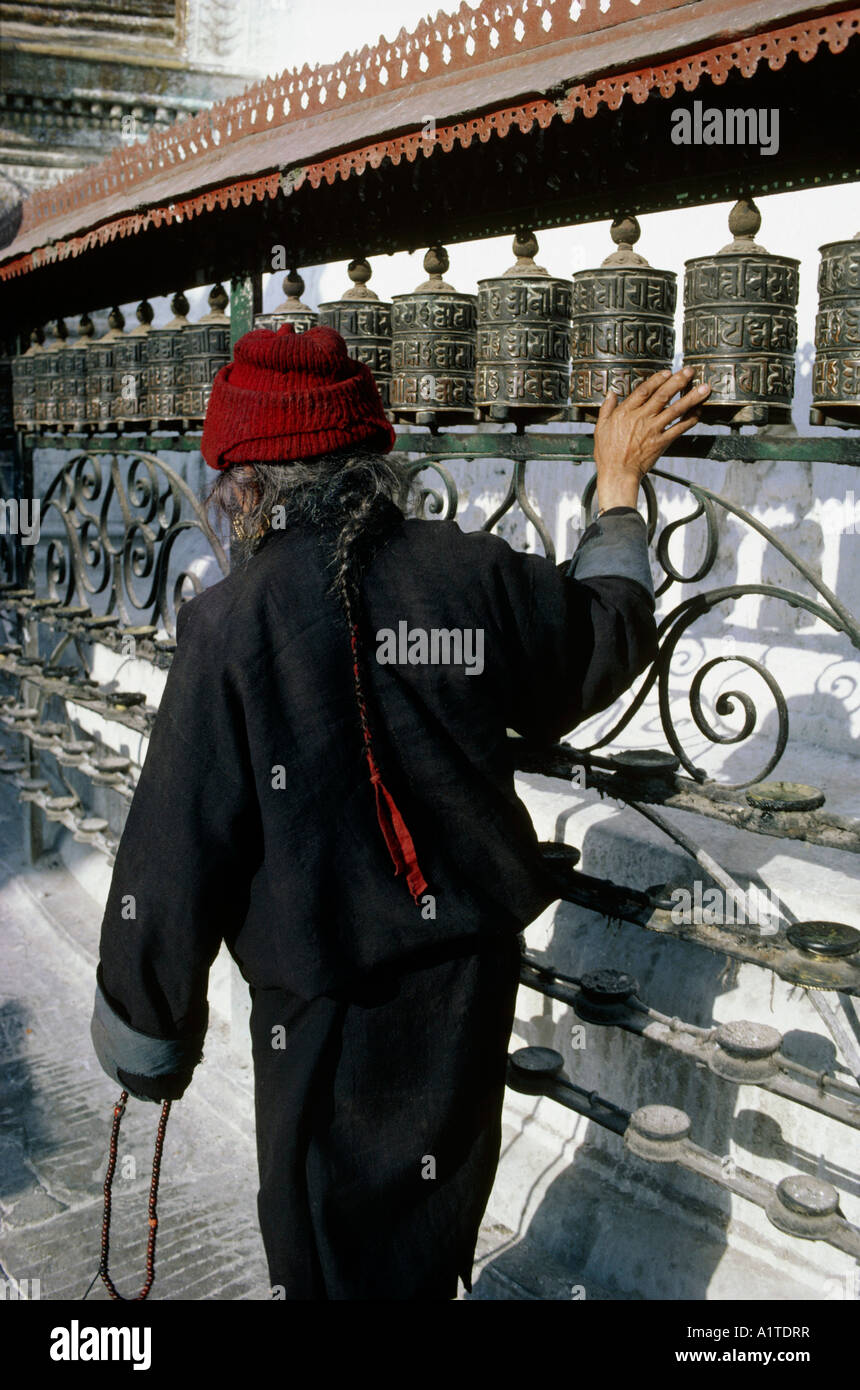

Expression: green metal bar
xmin=21 ymin=431 xmax=860 ymax=465
xmin=230 ymin=272 xmax=262 ymax=350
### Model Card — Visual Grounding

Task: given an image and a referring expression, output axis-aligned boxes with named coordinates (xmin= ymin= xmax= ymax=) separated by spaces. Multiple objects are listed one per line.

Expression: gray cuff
xmin=567 ymin=511 xmax=654 ymax=597
xmin=91 ymin=981 xmax=205 ymax=1087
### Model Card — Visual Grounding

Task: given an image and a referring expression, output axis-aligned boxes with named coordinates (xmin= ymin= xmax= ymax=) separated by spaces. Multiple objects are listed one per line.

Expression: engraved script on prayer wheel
xmin=683 ymin=199 xmax=799 ymax=425
xmin=256 ymin=269 xmax=319 ymax=334
xmin=87 ymin=308 xmax=125 ymax=431
xmin=390 ymin=245 xmax=476 ymax=425
xmin=35 ymin=319 xmax=67 ymax=431
xmin=146 ymin=292 xmax=189 ymax=430
xmin=318 ymin=259 xmax=392 ymax=409
xmin=811 ymin=230 xmax=860 ymax=428
xmin=58 ymin=314 xmax=92 ymax=433
xmin=12 ymin=328 xmax=44 ymax=431
xmin=116 ymin=301 xmax=153 ymax=431
xmin=0 ymin=345 xmax=12 ymax=440
xmin=569 ymin=217 xmax=676 ymax=421
xmin=475 ymin=231 xmax=572 ymax=424
xmin=182 ymin=284 xmax=230 ymax=427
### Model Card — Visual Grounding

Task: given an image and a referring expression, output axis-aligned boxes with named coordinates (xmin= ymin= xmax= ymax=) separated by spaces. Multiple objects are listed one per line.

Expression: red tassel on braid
xmin=350 ymin=624 xmax=428 ymax=904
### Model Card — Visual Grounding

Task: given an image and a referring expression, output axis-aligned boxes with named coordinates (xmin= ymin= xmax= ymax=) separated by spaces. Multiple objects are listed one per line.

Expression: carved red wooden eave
xmin=0 ymin=0 xmax=857 ymax=284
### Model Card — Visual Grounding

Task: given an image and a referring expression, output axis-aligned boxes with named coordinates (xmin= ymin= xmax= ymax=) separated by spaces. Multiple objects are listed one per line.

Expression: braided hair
xmin=205 ymin=446 xmax=412 ymax=608
xmin=206 ymin=451 xmax=429 ymax=901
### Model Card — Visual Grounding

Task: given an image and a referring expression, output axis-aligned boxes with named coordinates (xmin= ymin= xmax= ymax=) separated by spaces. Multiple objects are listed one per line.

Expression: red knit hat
xmin=201 ymin=323 xmax=395 ymax=470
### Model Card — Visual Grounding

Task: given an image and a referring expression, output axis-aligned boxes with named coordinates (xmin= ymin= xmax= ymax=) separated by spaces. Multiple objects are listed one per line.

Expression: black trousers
xmin=249 ymin=932 xmax=523 ymax=1300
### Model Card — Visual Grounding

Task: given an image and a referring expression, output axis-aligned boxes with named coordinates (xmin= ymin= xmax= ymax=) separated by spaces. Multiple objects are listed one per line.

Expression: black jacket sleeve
xmin=502 ymin=506 xmax=658 ymax=743
xmin=91 ymin=592 xmax=261 ymax=1102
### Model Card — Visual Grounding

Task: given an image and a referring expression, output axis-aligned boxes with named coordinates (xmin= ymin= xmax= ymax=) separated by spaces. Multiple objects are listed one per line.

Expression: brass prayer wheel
xmin=318 ymin=259 xmax=392 ymax=409
xmin=87 ymin=308 xmax=126 ymax=431
xmin=569 ymin=217 xmax=676 ymax=421
xmin=475 ymin=231 xmax=572 ymax=424
xmin=145 ymin=292 xmax=189 ymax=430
xmin=390 ymin=245 xmax=476 ymax=425
xmin=256 ymin=269 xmax=318 ymax=333
xmin=57 ymin=314 xmax=92 ymax=432
xmin=12 ymin=328 xmax=45 ymax=432
xmin=683 ymin=199 xmax=799 ymax=425
xmin=115 ymin=300 xmax=153 ymax=430
xmin=182 ymin=284 xmax=230 ymax=427
xmin=35 ymin=319 xmax=67 ymax=431
xmin=811 ymin=230 xmax=860 ymax=428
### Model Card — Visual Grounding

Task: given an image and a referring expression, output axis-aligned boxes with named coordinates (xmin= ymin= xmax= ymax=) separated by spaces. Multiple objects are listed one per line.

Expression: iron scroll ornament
xmin=576 ymin=465 xmax=859 ymax=789
xmin=402 ymin=454 xmax=858 ymax=792
xmin=39 ymin=451 xmax=229 ymax=637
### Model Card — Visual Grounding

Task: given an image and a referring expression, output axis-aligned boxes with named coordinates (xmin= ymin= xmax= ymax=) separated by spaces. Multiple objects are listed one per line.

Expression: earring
xmin=231 ymin=514 xmax=247 ymax=540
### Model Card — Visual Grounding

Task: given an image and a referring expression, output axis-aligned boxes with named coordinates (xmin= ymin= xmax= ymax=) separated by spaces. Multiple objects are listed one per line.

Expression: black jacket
xmin=92 ymin=507 xmax=656 ymax=1100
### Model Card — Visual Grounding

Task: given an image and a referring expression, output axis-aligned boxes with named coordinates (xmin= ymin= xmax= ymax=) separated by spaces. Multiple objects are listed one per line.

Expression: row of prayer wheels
xmin=10 ymin=286 xmax=230 ymax=433
xmin=10 ymin=201 xmax=860 ymax=433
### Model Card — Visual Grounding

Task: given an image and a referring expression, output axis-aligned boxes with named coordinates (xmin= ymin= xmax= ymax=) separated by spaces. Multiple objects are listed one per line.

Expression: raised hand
xmin=593 ymin=366 xmax=711 ymax=511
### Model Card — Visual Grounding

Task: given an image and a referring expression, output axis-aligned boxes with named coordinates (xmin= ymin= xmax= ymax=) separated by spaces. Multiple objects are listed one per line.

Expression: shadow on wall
xmin=474 ymin=885 xmax=735 ymax=1298
xmin=475 ymin=688 xmax=857 ymax=1297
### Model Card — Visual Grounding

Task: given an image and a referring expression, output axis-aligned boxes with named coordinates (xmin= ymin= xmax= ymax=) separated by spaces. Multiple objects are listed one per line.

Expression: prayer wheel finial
xmin=347 ymin=258 xmax=374 ymax=292
xmin=170 ymin=291 xmax=190 ymax=320
xmin=423 ymin=245 xmax=449 ymax=279
xmin=208 ymin=283 xmax=229 ymax=316
xmin=256 ymin=266 xmax=317 ymax=333
xmin=602 ymin=216 xmax=649 ymax=267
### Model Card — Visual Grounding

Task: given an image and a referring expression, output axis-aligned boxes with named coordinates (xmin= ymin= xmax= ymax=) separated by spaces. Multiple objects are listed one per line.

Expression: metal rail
xmin=507 ymin=1046 xmax=860 ymax=1258
xmin=18 ymin=430 xmax=860 ymax=465
xmin=519 ymin=957 xmax=860 ymax=1129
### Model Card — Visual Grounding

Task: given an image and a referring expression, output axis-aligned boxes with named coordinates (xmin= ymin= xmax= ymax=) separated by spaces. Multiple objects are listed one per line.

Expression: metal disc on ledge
xmin=608 ymin=749 xmax=681 ymax=774
xmin=785 ymin=921 xmax=860 ymax=958
xmin=683 ymin=198 xmax=799 ymax=425
xmin=509 ymin=1047 xmax=565 ymax=1080
xmin=745 ymin=782 xmax=825 ymax=812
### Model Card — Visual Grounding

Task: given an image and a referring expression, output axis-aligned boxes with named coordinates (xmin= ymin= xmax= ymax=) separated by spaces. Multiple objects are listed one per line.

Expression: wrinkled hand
xmin=594 ymin=366 xmax=711 ymax=511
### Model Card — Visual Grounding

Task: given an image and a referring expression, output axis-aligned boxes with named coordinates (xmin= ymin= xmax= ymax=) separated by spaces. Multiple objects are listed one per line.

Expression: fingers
xmin=598 ymin=389 xmax=618 ymax=421
xmin=662 ymin=408 xmax=703 ymax=440
xmin=657 ymin=379 xmax=711 ymax=425
xmin=641 ymin=365 xmax=704 ymax=416
xmin=621 ymin=368 xmax=675 ymax=410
